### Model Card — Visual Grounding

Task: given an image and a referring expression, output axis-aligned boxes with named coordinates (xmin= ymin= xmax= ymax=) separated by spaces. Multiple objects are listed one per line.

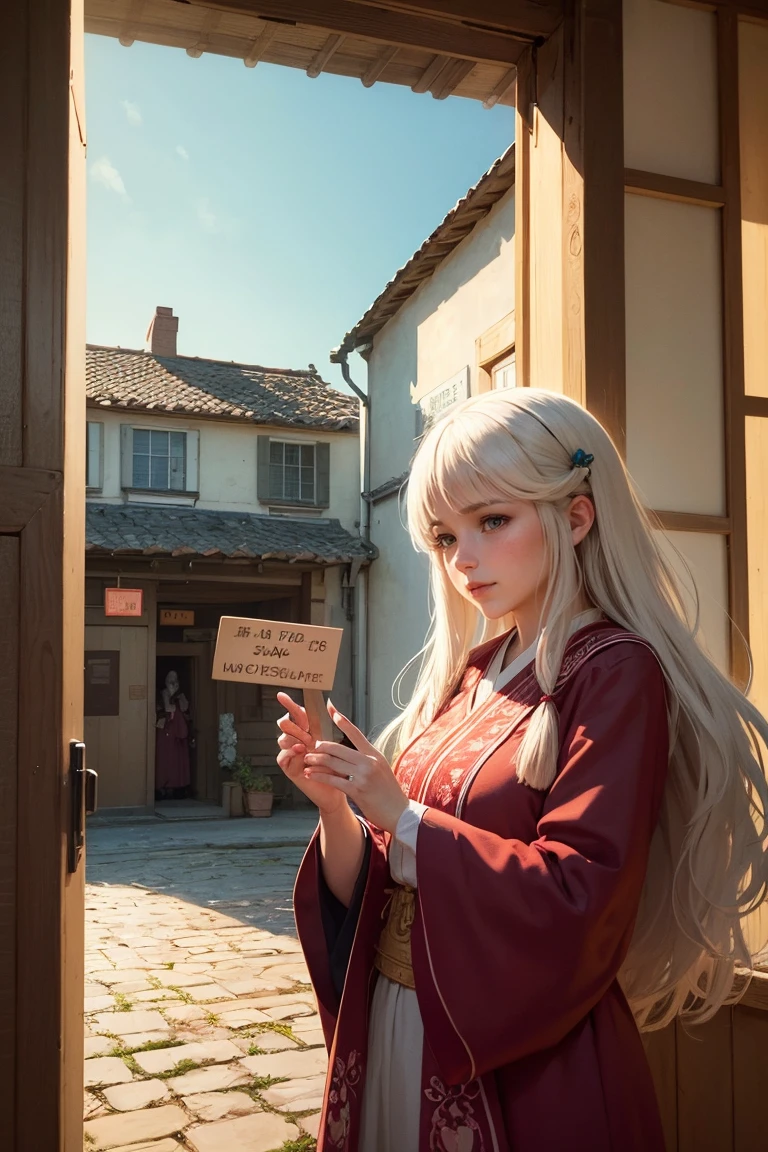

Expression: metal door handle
xmin=68 ymin=740 xmax=98 ymax=872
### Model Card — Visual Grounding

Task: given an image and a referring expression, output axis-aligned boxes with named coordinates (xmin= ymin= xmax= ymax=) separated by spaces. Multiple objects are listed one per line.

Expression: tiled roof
xmin=85 ymin=503 xmax=375 ymax=565
xmin=334 ymin=144 xmax=515 ymax=357
xmin=86 ymin=347 xmax=359 ymax=431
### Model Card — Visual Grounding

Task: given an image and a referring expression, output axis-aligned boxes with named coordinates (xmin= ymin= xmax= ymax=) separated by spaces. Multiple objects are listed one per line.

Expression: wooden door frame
xmin=156 ymin=641 xmax=218 ymax=801
xmin=0 ymin=0 xmax=86 ymax=1146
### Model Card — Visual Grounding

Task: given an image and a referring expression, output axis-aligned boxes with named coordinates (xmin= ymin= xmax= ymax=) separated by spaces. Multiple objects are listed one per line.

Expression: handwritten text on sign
xmin=212 ymin=616 xmax=342 ymax=691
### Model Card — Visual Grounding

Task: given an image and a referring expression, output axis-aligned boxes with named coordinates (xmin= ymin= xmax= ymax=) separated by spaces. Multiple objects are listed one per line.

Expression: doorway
xmin=154 ymin=653 xmax=195 ymax=800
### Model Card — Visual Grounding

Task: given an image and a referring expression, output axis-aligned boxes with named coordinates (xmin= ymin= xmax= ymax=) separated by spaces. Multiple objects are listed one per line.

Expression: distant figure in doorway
xmin=155 ymin=669 xmax=191 ymax=798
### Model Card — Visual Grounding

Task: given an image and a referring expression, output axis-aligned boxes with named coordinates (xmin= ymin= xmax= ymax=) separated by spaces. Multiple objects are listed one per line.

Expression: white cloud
xmin=90 ymin=156 xmax=128 ymax=199
xmin=121 ymin=100 xmax=142 ymax=126
xmin=197 ymin=198 xmax=219 ymax=233
xmin=176 ymin=145 xmax=189 ymax=160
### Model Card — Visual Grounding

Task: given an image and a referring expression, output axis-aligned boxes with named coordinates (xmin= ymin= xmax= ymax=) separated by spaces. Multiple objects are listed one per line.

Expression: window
xmin=133 ymin=429 xmax=187 ymax=491
xmin=491 ymin=350 xmax=517 ymax=391
xmin=120 ymin=425 xmax=199 ymax=499
xmin=476 ymin=310 xmax=516 ymax=393
xmin=86 ymin=422 xmax=103 ymax=490
xmin=257 ymin=436 xmax=330 ymax=509
xmin=269 ymin=440 xmax=316 ymax=502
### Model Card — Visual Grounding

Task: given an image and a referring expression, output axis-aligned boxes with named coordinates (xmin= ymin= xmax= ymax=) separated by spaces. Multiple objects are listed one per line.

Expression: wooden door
xmin=0 ymin=0 xmax=86 ymax=1147
xmin=85 ymin=625 xmax=149 ymax=809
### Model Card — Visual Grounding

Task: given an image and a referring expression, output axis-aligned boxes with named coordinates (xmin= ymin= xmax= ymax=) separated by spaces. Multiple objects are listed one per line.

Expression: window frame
xmin=268 ymin=438 xmax=317 ymax=504
xmin=86 ymin=421 xmax=104 ymax=492
xmin=120 ymin=424 xmax=200 ymax=499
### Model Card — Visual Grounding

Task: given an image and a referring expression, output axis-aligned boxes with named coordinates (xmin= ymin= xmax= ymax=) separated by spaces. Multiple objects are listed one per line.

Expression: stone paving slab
xmin=184 ymin=1112 xmax=300 ymax=1152
xmin=133 ymin=1039 xmax=241 ymax=1075
xmin=85 ymin=823 xmax=324 ymax=1150
xmin=84 ymin=1104 xmax=189 ymax=1149
xmin=182 ymin=1090 xmax=260 ymax=1123
xmin=85 ymin=1057 xmax=134 ymax=1087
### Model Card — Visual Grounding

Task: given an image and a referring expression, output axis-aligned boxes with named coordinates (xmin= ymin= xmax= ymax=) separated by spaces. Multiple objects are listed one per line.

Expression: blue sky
xmin=85 ymin=35 xmax=514 ymax=391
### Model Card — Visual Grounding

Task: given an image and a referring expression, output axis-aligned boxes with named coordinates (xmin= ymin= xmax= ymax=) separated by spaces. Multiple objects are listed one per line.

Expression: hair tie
xmin=540 ymin=694 xmax=555 ymax=705
xmin=571 ymin=448 xmax=594 ymax=470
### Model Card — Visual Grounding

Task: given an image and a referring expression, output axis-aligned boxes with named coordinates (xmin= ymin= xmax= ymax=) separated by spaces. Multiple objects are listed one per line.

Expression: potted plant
xmin=231 ymin=758 xmax=274 ymax=818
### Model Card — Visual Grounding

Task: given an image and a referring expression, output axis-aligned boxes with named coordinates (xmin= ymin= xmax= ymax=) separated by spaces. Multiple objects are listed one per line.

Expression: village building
xmin=84 ymin=307 xmax=370 ymax=814
xmin=4 ymin=0 xmax=768 ymax=1144
xmin=336 ymin=133 xmax=732 ymax=737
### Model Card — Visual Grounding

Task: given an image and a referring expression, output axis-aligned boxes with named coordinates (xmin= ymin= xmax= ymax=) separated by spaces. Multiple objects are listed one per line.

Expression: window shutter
xmin=120 ymin=425 xmax=134 ymax=489
xmin=257 ymin=436 xmax=271 ymax=503
xmin=87 ymin=422 xmax=103 ymax=489
xmin=316 ymin=441 xmax=330 ymax=508
xmin=186 ymin=430 xmax=200 ymax=492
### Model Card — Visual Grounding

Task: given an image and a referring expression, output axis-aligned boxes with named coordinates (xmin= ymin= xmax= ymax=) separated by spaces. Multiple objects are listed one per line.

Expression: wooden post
xmin=515 ymin=0 xmax=626 ymax=452
xmin=0 ymin=0 xmax=86 ymax=1146
xmin=304 ymin=687 xmax=334 ymax=742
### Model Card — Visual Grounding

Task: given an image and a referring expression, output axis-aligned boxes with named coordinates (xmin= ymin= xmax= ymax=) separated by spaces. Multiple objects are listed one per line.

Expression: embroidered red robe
xmin=294 ymin=620 xmax=669 ymax=1152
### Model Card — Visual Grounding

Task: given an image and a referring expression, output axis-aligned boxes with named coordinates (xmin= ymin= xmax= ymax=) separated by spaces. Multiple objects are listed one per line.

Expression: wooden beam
xmin=307 ymin=32 xmax=344 ymax=76
xmin=718 ymin=5 xmax=751 ymax=690
xmin=411 ymin=53 xmax=449 ymax=92
xmin=569 ymin=0 xmax=626 ymax=452
xmin=243 ymin=21 xmax=277 ymax=67
xmin=191 ymin=0 xmax=529 ymax=64
xmin=744 ymin=395 xmax=768 ymax=418
xmin=0 ymin=467 xmax=61 ymax=533
xmin=361 ymin=43 xmax=398 ymax=87
xmin=483 ymin=65 xmax=516 ymax=109
xmin=186 ymin=8 xmax=221 ymax=57
xmin=625 ymin=167 xmax=727 ymax=208
xmin=652 ymin=510 xmax=730 ymax=535
xmin=431 ymin=57 xmax=474 ymax=99
xmin=342 ymin=0 xmax=563 ymax=39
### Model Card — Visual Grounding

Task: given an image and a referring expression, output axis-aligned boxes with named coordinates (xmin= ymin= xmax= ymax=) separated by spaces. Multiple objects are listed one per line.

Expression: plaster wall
xmin=87 ymin=410 xmax=360 ymax=531
xmin=365 ymin=187 xmax=515 ymax=732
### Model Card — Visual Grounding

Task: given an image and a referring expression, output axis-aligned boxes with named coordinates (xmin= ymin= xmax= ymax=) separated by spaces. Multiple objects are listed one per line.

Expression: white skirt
xmin=359 ymin=975 xmax=424 ymax=1152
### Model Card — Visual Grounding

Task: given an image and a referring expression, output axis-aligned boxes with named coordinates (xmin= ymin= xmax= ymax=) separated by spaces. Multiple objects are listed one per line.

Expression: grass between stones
xmin=156 ymin=1058 xmax=204 ymax=1080
xmin=113 ymin=992 xmax=132 ymax=1012
xmin=279 ymin=1138 xmax=317 ymax=1152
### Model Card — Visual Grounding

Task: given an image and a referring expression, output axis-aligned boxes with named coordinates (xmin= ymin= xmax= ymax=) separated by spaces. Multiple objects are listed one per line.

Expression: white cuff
xmin=388 ymin=801 xmax=427 ymax=888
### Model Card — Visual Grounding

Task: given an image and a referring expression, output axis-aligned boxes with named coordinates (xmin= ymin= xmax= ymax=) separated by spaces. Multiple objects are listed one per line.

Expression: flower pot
xmin=245 ymin=789 xmax=273 ymax=818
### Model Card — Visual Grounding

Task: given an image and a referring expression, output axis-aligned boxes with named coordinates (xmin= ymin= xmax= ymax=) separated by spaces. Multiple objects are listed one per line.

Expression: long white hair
xmin=379 ymin=387 xmax=768 ymax=1031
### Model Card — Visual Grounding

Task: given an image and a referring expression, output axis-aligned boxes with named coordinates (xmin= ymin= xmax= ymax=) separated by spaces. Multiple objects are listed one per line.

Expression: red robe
xmin=294 ymin=620 xmax=669 ymax=1151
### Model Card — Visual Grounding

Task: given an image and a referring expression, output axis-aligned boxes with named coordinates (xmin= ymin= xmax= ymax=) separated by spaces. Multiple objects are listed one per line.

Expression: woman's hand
xmin=303 ymin=704 xmax=408 ymax=835
xmin=275 ymin=691 xmax=346 ymax=815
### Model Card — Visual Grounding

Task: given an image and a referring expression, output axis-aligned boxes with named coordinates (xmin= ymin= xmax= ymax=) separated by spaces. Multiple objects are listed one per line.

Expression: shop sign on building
xmin=104 ymin=588 xmax=144 ymax=617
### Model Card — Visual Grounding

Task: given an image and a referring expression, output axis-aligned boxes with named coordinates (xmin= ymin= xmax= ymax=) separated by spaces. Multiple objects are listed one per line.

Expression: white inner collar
xmin=475 ymin=607 xmax=603 ymax=707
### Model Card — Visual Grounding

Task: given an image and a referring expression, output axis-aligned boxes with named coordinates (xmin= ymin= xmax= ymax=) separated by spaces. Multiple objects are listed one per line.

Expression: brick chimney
xmin=146 ymin=306 xmax=179 ymax=356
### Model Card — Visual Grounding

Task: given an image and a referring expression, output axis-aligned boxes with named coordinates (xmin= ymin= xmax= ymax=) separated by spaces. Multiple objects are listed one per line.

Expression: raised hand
xmin=275 ymin=691 xmax=345 ymax=814
xmin=303 ymin=704 xmax=408 ymax=835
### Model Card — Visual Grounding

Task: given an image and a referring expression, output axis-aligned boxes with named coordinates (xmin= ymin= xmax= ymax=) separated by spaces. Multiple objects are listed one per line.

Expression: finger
xmin=327 ymin=702 xmax=375 ymax=755
xmin=277 ymin=716 xmax=313 ymax=747
xmin=310 ymin=740 xmax=358 ymax=764
xmin=277 ymin=750 xmax=303 ymax=773
xmin=303 ymin=770 xmax=353 ymax=794
xmin=304 ymin=753 xmax=359 ymax=778
xmin=278 ymin=733 xmax=306 ymax=754
xmin=277 ymin=692 xmax=309 ymax=732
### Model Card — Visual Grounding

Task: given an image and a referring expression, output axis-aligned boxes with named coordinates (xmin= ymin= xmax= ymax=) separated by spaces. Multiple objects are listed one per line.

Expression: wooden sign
xmin=212 ymin=616 xmax=342 ymax=691
xmin=104 ymin=588 xmax=143 ymax=617
xmin=160 ymin=609 xmax=195 ymax=626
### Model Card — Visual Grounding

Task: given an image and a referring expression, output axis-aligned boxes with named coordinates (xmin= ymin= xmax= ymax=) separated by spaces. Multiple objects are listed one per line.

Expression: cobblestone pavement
xmin=84 ymin=813 xmax=323 ymax=1152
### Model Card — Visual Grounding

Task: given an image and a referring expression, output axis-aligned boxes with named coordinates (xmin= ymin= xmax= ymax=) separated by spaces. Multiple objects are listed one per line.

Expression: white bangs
xmin=406 ymin=395 xmax=579 ymax=552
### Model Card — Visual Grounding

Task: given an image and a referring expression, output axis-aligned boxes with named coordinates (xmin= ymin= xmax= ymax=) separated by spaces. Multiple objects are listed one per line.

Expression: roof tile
xmin=85 ymin=503 xmax=375 ymax=566
xmin=86 ymin=347 xmax=359 ymax=431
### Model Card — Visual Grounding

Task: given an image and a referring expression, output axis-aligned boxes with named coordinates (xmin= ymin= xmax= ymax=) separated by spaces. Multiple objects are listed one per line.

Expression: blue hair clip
xmin=571 ymin=449 xmax=594 ymax=470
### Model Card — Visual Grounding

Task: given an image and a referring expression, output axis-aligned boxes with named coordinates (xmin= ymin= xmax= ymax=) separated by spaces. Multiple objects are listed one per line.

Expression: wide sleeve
xmin=410 ymin=644 xmax=669 ymax=1084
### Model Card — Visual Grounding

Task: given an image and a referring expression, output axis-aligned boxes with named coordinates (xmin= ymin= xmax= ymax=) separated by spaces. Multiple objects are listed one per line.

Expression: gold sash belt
xmin=373 ymin=884 xmax=416 ymax=990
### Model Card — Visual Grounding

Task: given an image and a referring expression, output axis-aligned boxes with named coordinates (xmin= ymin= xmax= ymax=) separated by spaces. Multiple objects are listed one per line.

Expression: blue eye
xmin=432 ymin=534 xmax=456 ymax=550
xmin=481 ymin=515 xmax=508 ymax=532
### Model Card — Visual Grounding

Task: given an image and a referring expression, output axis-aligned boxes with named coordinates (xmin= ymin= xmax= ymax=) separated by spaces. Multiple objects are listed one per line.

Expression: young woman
xmin=276 ymin=388 xmax=768 ymax=1152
